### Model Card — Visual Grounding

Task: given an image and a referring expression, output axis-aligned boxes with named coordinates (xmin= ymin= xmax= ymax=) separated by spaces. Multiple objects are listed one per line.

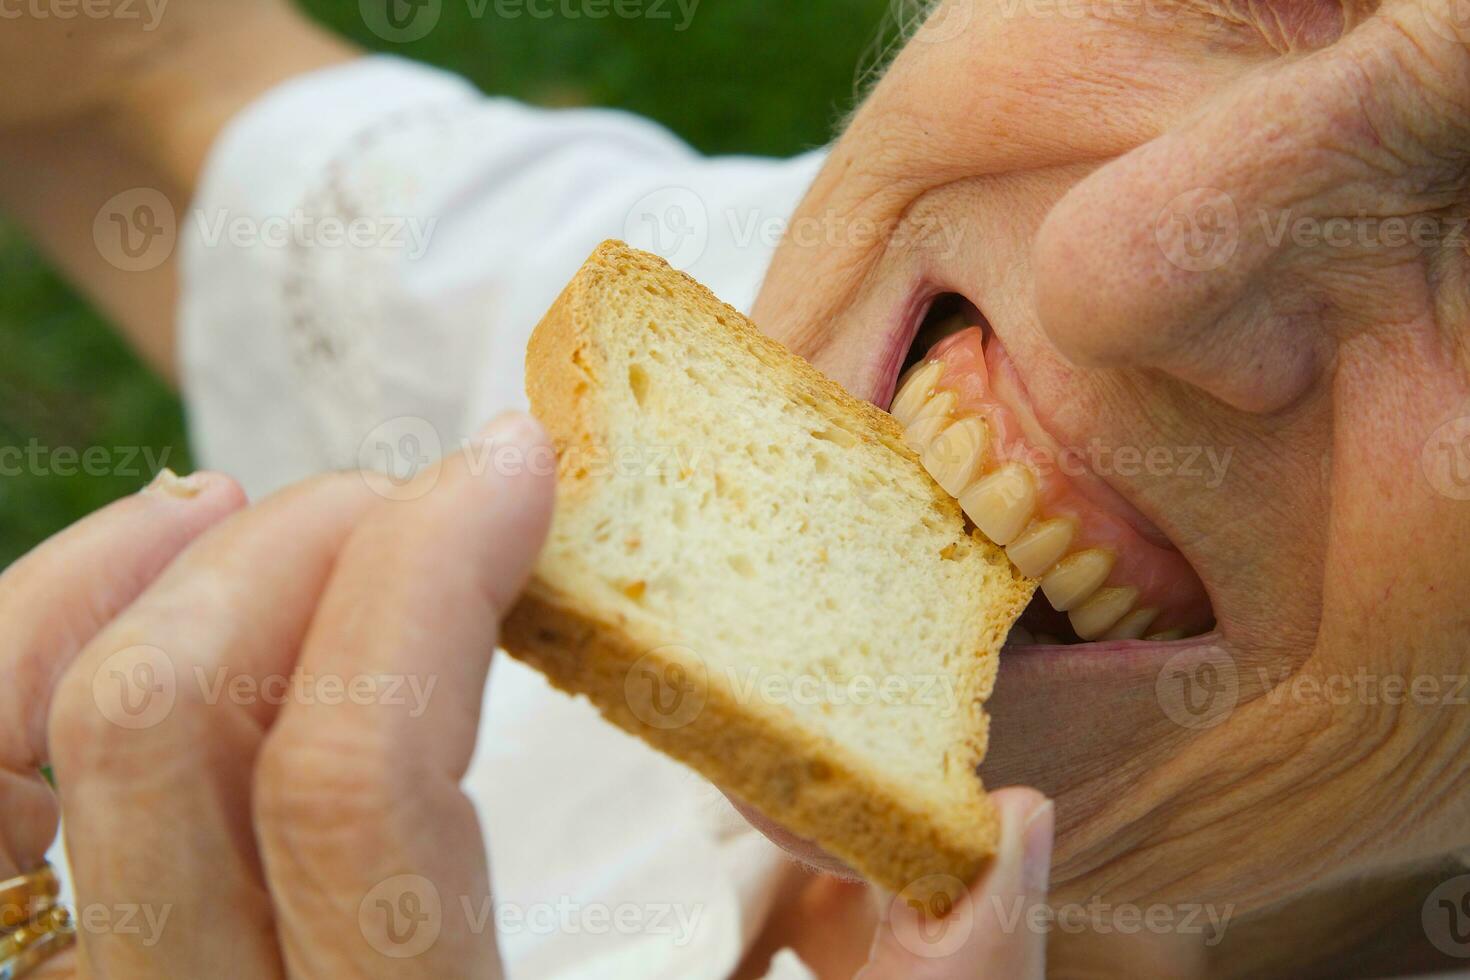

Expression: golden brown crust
xmin=503 ymin=240 xmax=1031 ymax=894
xmin=503 ymin=583 xmax=1001 ymax=892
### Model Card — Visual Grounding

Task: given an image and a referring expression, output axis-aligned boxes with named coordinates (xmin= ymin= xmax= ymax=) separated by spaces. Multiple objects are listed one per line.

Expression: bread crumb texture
xmin=504 ymin=242 xmax=1034 ymax=897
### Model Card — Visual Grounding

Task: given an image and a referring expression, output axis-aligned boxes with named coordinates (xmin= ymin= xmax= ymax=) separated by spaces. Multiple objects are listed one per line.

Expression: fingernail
xmin=1020 ymin=800 xmax=1054 ymax=894
xmin=143 ymin=468 xmax=210 ymax=499
xmin=471 ymin=411 xmax=544 ymax=450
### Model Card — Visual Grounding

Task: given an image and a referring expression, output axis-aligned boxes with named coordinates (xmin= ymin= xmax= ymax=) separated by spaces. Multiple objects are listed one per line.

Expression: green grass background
xmin=0 ymin=0 xmax=899 ymax=566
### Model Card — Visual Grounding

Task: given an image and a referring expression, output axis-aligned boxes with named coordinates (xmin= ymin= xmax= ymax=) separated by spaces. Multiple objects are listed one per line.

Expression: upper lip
xmin=877 ymin=284 xmax=945 ymax=410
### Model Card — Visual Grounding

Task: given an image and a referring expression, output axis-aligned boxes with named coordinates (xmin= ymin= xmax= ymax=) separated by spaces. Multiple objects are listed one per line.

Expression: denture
xmin=890 ymin=325 xmax=1213 ymax=642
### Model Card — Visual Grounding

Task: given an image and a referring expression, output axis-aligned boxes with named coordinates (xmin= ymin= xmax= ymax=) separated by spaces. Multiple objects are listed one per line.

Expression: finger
xmin=254 ymin=412 xmax=554 ymax=978
xmin=858 ymin=788 xmax=1052 ymax=979
xmin=0 ymin=470 xmax=245 ymax=881
xmin=48 ymin=472 xmax=380 ymax=978
xmin=1033 ymin=5 xmax=1470 ymax=414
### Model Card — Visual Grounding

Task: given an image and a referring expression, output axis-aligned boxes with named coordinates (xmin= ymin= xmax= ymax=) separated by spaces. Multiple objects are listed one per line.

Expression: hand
xmin=0 ymin=413 xmax=553 ymax=977
xmin=855 ymin=789 xmax=1053 ymax=979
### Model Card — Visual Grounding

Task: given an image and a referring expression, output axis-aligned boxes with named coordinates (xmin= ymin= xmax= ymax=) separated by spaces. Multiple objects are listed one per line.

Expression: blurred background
xmin=0 ymin=0 xmax=902 ymax=565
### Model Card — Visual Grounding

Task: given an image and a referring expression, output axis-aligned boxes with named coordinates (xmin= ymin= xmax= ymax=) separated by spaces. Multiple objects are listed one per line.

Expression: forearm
xmin=0 ymin=120 xmax=186 ymax=377
xmin=111 ymin=5 xmax=359 ymax=193
xmin=0 ymin=4 xmax=358 ymax=379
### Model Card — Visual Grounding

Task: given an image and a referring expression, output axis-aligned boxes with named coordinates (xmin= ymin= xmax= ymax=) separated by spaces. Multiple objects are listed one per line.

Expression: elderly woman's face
xmin=753 ymin=0 xmax=1470 ymax=916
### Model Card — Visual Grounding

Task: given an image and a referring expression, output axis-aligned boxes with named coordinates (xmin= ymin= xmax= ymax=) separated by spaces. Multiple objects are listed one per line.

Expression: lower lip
xmin=1003 ymin=630 xmax=1223 ymax=656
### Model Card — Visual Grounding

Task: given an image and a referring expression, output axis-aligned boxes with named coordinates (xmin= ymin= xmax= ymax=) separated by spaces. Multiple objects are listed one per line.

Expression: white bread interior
xmin=503 ymin=241 xmax=1035 ymax=893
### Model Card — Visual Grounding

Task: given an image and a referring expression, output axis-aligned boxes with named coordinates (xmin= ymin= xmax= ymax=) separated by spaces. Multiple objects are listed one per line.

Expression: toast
xmin=502 ymin=241 xmax=1034 ymax=894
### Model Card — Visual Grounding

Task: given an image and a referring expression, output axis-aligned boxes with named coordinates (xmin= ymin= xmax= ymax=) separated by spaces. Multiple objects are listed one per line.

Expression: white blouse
xmin=176 ymin=56 xmax=828 ymax=979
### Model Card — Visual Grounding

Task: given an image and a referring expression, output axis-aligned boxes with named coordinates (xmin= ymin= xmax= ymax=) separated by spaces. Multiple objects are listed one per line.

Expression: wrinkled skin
xmin=3 ymin=0 xmax=1470 ymax=972
xmin=752 ymin=0 xmax=1470 ymax=940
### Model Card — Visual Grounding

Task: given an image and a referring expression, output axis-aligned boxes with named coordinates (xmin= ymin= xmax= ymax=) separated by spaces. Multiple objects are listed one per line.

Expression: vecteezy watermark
xmin=1423 ymin=874 xmax=1470 ymax=958
xmin=625 ymin=647 xmax=709 ymax=731
xmin=357 ymin=875 xmax=703 ymax=960
xmin=192 ymin=208 xmax=438 ymax=260
xmin=1255 ymin=667 xmax=1470 ymax=708
xmin=192 ymin=667 xmax=438 ymax=718
xmin=887 ymin=874 xmax=975 ymax=959
xmin=92 ymin=644 xmax=177 ymax=730
xmin=623 ymin=646 xmax=962 ymax=731
xmin=355 ymin=415 xmax=714 ymax=502
xmin=1156 ymin=189 xmax=1470 ymax=272
xmin=886 ymin=874 xmax=1235 ymax=958
xmin=623 ymin=189 xmax=965 ymax=271
xmin=1155 ymin=188 xmax=1239 ymax=273
xmin=74 ymin=903 xmax=173 ymax=948
xmin=979 ymin=438 xmax=1234 ymax=490
xmin=360 ymin=875 xmax=443 ymax=958
xmin=463 ymin=895 xmax=703 ymax=945
xmin=358 ymin=0 xmax=698 ymax=43
xmin=623 ymin=187 xmax=709 ymax=271
xmin=1155 ymin=646 xmax=1238 ymax=730
xmin=989 ymin=896 xmax=1234 ymax=946
xmin=0 ymin=0 xmax=168 ymax=30
xmin=894 ymin=0 xmax=975 ymax=44
xmin=0 ymin=440 xmax=173 ymax=478
xmin=93 ymin=188 xmax=176 ymax=273
xmin=95 ymin=196 xmax=439 ymax=272
xmin=1422 ymin=415 xmax=1470 ymax=502
xmin=5 ymin=896 xmax=173 ymax=947
xmin=358 ymin=416 xmax=446 ymax=502
xmin=723 ymin=665 xmax=960 ymax=715
xmin=90 ymin=645 xmax=439 ymax=730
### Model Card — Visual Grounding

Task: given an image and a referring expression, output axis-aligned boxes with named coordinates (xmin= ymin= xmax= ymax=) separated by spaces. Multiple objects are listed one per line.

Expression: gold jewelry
xmin=0 ymin=905 xmax=75 ymax=979
xmin=0 ymin=867 xmax=58 ymax=934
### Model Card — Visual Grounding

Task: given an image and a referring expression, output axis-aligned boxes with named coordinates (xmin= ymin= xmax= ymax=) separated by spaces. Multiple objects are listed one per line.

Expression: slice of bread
xmin=502 ymin=241 xmax=1034 ymax=895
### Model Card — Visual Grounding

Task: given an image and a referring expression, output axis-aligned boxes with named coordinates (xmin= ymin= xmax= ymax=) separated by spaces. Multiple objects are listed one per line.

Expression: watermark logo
xmin=92 ymin=644 xmax=176 ymax=730
xmin=360 ymin=874 xmax=443 ymax=958
xmin=1155 ymin=188 xmax=1238 ymax=272
xmin=623 ymin=187 xmax=709 ymax=271
xmin=901 ymin=0 xmax=974 ymax=43
xmin=887 ymin=874 xmax=974 ymax=959
xmin=989 ymin=896 xmax=1234 ymax=944
xmin=1422 ymin=415 xmax=1470 ymax=501
xmin=74 ymin=902 xmax=173 ymax=947
xmin=0 ymin=440 xmax=172 ymax=478
xmin=360 ymin=0 xmax=442 ymax=41
xmin=1155 ymin=647 xmax=1237 ymax=730
xmin=1424 ymin=874 xmax=1470 ymax=958
xmin=0 ymin=0 xmax=169 ymax=30
xmin=93 ymin=188 xmax=175 ymax=273
xmin=624 ymin=647 xmax=708 ymax=730
xmin=358 ymin=416 xmax=445 ymax=501
xmin=192 ymin=208 xmax=437 ymax=259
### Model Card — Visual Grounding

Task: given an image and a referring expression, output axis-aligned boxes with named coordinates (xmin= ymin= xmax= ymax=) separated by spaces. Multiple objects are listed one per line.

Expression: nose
xmin=1032 ymin=12 xmax=1468 ymax=415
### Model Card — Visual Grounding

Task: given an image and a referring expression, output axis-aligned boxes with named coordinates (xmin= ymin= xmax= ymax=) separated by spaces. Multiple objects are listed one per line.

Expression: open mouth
xmin=888 ymin=294 xmax=1216 ymax=647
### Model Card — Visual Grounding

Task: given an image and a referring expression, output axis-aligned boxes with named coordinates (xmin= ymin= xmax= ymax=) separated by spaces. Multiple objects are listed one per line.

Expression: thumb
xmin=858 ymin=788 xmax=1053 ymax=979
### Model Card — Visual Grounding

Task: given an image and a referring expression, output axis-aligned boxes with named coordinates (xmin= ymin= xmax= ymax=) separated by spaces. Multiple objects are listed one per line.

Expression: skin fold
xmin=1 ymin=0 xmax=1469 ymax=974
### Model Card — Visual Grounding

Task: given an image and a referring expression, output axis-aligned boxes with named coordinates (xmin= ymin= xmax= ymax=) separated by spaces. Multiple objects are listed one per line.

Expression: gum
xmin=926 ymin=328 xmax=1212 ymax=634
